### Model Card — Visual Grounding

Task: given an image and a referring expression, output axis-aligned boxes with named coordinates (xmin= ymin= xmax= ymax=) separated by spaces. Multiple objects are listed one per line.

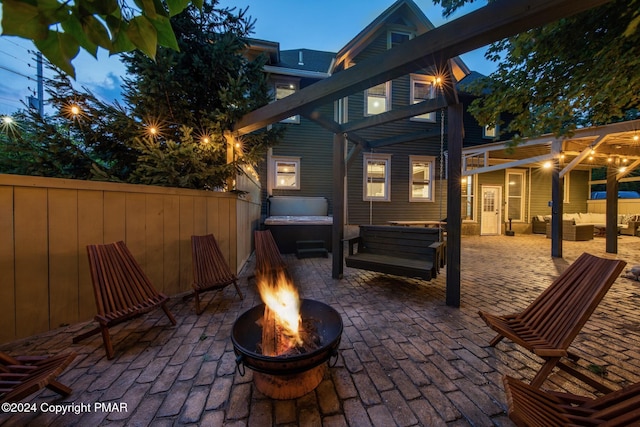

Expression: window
xmin=363 ymin=153 xmax=391 ymax=201
xmin=409 ymin=156 xmax=435 ymax=202
xmin=271 ymin=156 xmax=300 ymax=190
xmin=410 ymin=75 xmax=437 ymax=122
xmin=387 ymin=30 xmax=412 ymax=49
xmin=483 ymin=123 xmax=498 ymax=138
xmin=365 ymin=82 xmax=390 ymax=116
xmin=274 ymin=80 xmax=299 ymax=123
xmin=461 ymin=173 xmax=476 ymax=221
xmin=506 ymin=169 xmax=526 ymax=221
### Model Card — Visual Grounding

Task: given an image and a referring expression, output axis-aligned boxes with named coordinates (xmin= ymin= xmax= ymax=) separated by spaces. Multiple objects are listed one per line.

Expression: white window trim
xmin=270 ymin=155 xmax=301 ymax=190
xmin=364 ymin=81 xmax=391 ymax=116
xmin=462 ymin=172 xmax=478 ymax=222
xmin=505 ymin=169 xmax=526 ymax=222
xmin=410 ymin=74 xmax=437 ymax=123
xmin=483 ymin=123 xmax=499 ymax=139
xmin=387 ymin=29 xmax=414 ymax=49
xmin=363 ymin=153 xmax=392 ymax=202
xmin=273 ymin=79 xmax=300 ymax=124
xmin=409 ymin=155 xmax=435 ymax=202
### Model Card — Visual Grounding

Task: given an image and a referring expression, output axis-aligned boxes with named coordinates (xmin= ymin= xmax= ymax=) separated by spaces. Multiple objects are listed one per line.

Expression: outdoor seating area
xmin=1 ymin=234 xmax=639 ymax=425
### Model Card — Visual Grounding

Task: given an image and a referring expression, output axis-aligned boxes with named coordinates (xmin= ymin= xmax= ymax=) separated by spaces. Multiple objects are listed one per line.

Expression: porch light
xmin=435 ymin=76 xmax=443 ymax=86
xmin=590 ymin=149 xmax=596 ymax=155
xmin=589 ymin=156 xmax=594 ymax=161
xmin=607 ymin=156 xmax=613 ymax=162
xmin=543 ymin=161 xmax=552 ymax=169
xmin=620 ymin=166 xmax=627 ymax=173
xmin=634 ymin=134 xmax=639 ymax=142
xmin=623 ymin=158 xmax=628 ymax=163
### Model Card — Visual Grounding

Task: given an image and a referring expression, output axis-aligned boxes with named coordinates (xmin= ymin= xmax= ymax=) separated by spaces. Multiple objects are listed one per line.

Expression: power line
xmin=0 ymin=37 xmax=30 ymax=50
xmin=0 ymin=48 xmax=32 ymax=66
xmin=0 ymin=64 xmax=35 ymax=81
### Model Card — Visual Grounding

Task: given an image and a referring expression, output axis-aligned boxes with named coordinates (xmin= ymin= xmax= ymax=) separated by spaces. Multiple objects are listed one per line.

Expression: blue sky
xmin=0 ymin=0 xmax=495 ymax=116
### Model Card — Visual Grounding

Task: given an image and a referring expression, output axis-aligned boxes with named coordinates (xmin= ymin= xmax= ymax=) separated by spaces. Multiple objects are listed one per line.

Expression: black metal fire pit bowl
xmin=232 ymin=299 xmax=343 ymax=376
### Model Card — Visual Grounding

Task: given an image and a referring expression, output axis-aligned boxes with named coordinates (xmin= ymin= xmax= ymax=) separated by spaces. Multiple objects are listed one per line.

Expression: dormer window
xmin=387 ymin=30 xmax=413 ymax=49
xmin=273 ymin=80 xmax=299 ymax=124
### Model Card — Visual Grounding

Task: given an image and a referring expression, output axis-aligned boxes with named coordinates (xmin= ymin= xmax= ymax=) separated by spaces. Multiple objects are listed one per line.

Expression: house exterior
xmin=246 ymin=0 xmax=594 ymax=236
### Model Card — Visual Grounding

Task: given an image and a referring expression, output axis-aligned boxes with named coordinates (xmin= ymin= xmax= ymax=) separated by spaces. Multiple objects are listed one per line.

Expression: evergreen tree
xmin=118 ymin=0 xmax=280 ymax=189
xmin=0 ymin=1 xmax=280 ymax=190
xmin=0 ymin=68 xmax=136 ymax=180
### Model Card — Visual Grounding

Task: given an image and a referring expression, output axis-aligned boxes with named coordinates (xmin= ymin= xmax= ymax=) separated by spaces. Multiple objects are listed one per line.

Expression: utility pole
xmin=37 ymin=52 xmax=43 ymax=116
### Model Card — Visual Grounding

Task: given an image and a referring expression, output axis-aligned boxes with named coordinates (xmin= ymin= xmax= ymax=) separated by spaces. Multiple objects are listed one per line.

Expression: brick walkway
xmin=2 ymin=234 xmax=640 ymax=426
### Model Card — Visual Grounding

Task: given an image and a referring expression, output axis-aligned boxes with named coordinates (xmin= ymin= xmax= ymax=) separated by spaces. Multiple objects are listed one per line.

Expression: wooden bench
xmin=344 ymin=225 xmax=445 ymax=281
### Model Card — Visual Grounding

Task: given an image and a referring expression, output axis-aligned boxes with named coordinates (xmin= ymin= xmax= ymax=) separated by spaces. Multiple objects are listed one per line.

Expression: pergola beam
xmin=341 ymin=96 xmax=448 ymax=133
xmin=234 ymin=0 xmax=612 ymax=135
xmin=369 ymin=129 xmax=443 ymax=149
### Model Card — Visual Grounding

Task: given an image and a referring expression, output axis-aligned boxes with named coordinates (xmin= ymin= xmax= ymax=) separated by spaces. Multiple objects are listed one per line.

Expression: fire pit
xmin=232 ymin=299 xmax=343 ymax=399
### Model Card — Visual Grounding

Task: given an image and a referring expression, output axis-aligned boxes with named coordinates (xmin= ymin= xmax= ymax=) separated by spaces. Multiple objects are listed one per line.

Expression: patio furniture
xmin=254 ymin=229 xmax=289 ymax=281
xmin=191 ymin=234 xmax=243 ymax=315
xmin=73 ymin=241 xmax=177 ymax=359
xmin=531 ymin=216 xmax=547 ymax=234
xmin=344 ymin=225 xmax=445 ymax=280
xmin=479 ymin=252 xmax=626 ymax=392
xmin=1 ymin=351 xmax=77 ymax=403
xmin=503 ymin=375 xmax=640 ymax=426
xmin=545 ymin=220 xmax=594 ymax=241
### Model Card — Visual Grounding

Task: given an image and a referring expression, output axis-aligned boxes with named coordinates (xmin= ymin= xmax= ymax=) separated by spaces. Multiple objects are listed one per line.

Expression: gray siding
xmin=259 ymin=101 xmax=335 ymax=218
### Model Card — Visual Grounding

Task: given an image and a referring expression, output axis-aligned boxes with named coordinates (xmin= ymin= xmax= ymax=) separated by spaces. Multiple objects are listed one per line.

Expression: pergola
xmin=231 ymin=0 xmax=613 ymax=307
xmin=463 ymin=119 xmax=640 ymax=257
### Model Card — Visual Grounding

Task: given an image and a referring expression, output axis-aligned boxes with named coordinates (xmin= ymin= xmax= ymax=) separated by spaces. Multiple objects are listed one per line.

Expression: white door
xmin=481 ymin=185 xmax=502 ymax=235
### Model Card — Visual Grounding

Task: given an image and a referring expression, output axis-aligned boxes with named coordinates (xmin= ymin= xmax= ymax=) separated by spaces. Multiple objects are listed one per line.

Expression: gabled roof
xmin=334 ymin=0 xmax=470 ymax=81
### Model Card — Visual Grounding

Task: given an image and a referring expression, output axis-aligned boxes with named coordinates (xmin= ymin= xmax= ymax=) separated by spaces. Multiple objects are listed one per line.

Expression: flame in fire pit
xmin=257 ymin=272 xmax=302 ymax=347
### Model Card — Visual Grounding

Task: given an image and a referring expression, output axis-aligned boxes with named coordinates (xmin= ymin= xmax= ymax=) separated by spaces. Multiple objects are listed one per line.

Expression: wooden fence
xmin=0 ymin=173 xmax=261 ymax=344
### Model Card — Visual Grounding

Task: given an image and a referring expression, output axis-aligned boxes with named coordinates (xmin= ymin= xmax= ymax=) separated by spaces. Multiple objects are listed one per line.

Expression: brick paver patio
xmin=2 ymin=234 xmax=640 ymax=426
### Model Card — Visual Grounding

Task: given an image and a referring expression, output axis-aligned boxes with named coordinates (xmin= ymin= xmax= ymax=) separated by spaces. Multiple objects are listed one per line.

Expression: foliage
xmin=0 ymin=0 xmax=200 ymax=77
xmin=0 ymin=2 xmax=282 ymax=190
xmin=434 ymin=0 xmax=640 ymax=141
xmin=0 ymin=69 xmax=136 ymax=179
xmin=116 ymin=0 xmax=281 ymax=188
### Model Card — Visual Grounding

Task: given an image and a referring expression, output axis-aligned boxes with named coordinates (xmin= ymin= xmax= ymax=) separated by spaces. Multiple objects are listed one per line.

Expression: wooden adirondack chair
xmin=254 ymin=230 xmax=288 ymax=281
xmin=191 ymin=234 xmax=243 ymax=315
xmin=1 ymin=351 xmax=77 ymax=403
xmin=73 ymin=241 xmax=177 ymax=359
xmin=479 ymin=252 xmax=626 ymax=392
xmin=503 ymin=375 xmax=640 ymax=426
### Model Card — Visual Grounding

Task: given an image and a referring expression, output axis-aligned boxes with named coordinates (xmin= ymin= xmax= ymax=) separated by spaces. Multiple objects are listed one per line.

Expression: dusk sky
xmin=0 ymin=0 xmax=494 ymax=117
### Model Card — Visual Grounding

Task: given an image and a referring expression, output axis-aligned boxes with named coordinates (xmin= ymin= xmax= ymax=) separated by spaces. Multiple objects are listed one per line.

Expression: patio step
xmin=296 ymin=240 xmax=328 ymax=259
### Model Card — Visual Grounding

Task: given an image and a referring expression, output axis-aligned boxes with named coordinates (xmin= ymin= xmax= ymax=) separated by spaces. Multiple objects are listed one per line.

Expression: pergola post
xmin=332 ymin=133 xmax=346 ymax=279
xmin=606 ymin=163 xmax=618 ymax=253
xmin=225 ymin=131 xmax=236 ymax=191
xmin=551 ymin=153 xmax=563 ymax=258
xmin=446 ymin=103 xmax=462 ymax=307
